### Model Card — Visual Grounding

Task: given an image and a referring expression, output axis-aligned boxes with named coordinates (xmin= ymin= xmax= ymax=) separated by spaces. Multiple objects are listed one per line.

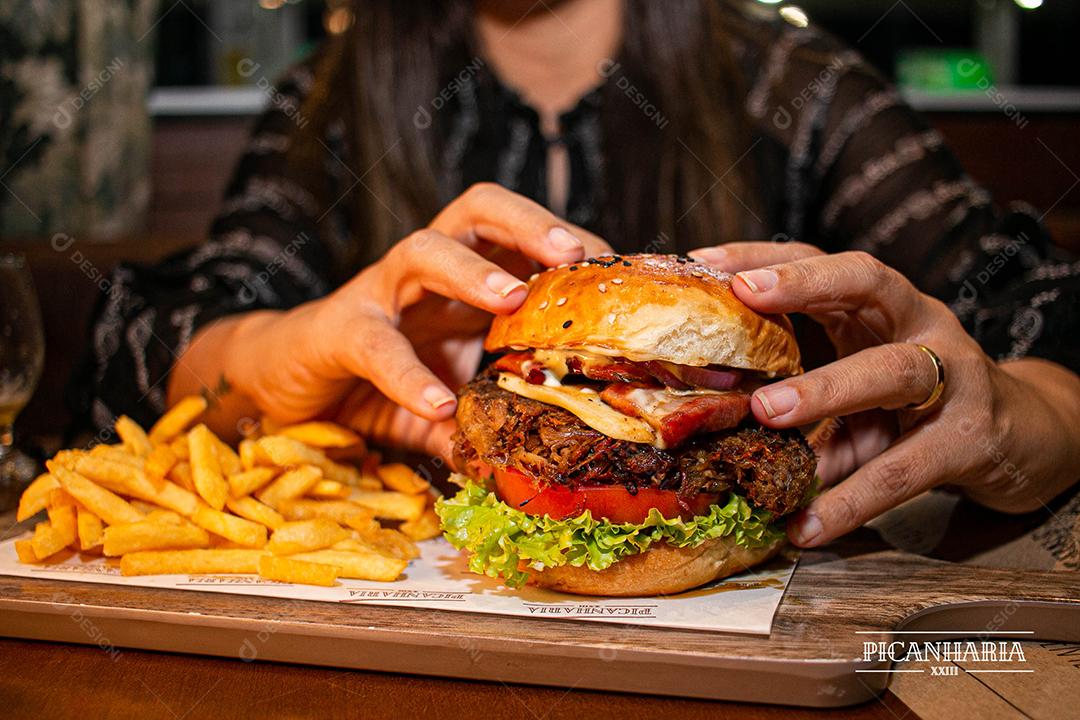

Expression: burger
xmin=434 ymin=254 xmax=816 ymax=596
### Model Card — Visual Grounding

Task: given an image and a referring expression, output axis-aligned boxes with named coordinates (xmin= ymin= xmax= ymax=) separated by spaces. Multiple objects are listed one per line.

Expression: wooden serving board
xmin=1 ymin=547 xmax=1077 ymax=708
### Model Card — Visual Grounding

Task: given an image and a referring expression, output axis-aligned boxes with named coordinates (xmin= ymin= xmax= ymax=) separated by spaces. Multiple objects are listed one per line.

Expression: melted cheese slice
xmin=496 ymin=372 xmax=660 ymax=447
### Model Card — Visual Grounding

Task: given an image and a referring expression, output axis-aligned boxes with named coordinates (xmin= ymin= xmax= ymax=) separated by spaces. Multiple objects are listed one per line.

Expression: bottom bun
xmin=526 ymin=536 xmax=785 ymax=597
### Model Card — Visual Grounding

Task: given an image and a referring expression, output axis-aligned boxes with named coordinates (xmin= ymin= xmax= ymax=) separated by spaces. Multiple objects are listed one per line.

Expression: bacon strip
xmin=599 ymin=384 xmax=751 ymax=447
xmin=493 ymin=352 xmax=545 ymax=384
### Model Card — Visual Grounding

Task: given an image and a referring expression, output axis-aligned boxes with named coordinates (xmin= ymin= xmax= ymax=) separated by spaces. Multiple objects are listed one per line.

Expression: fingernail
xmin=546 ymin=227 xmax=582 ymax=253
xmin=423 ymin=385 xmax=456 ymax=410
xmin=755 ymin=385 xmax=798 ymax=419
xmin=793 ymin=511 xmax=823 ymax=545
xmin=737 ymin=269 xmax=777 ymax=293
xmin=486 ymin=272 xmax=527 ymax=298
xmin=689 ymin=247 xmax=726 ymax=263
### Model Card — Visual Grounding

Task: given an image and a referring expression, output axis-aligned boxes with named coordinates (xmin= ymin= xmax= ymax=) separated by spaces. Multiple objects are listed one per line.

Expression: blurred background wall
xmin=0 ymin=0 xmax=1078 ymax=440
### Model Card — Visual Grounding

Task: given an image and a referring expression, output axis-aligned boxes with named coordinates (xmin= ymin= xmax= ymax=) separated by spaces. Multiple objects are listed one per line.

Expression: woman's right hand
xmin=217 ymin=183 xmax=609 ymax=455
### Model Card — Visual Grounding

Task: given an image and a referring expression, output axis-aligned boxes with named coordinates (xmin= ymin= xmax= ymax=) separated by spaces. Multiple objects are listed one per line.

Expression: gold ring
xmin=907 ymin=344 xmax=945 ymax=411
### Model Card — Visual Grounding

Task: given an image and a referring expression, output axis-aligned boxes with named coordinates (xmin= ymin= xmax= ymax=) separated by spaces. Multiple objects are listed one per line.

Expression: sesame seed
xmin=557 ymin=263 xmax=568 ymax=269
xmin=556 ymin=297 xmax=567 ymax=306
xmin=569 ymin=266 xmax=578 ymax=271
xmin=529 ymin=273 xmax=538 ymax=282
xmin=598 ymin=283 xmax=607 ymax=293
xmin=611 ymin=278 xmax=623 ymax=285
xmin=538 ymin=300 xmax=548 ymax=309
xmin=691 ymin=271 xmax=703 ymax=278
xmin=562 ymin=320 xmax=573 ymax=328
xmin=622 ymin=260 xmax=631 ymax=266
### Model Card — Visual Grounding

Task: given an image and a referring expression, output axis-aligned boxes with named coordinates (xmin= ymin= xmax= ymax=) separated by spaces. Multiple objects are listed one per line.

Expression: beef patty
xmin=453 ymin=370 xmax=816 ymax=517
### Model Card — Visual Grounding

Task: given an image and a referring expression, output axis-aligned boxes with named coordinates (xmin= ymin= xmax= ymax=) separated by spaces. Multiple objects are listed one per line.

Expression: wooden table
xmin=0 ymin=637 xmax=914 ymax=719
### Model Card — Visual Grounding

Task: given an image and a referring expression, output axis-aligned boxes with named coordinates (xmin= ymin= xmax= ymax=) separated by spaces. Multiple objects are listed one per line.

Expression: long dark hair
xmin=294 ymin=0 xmax=757 ymax=273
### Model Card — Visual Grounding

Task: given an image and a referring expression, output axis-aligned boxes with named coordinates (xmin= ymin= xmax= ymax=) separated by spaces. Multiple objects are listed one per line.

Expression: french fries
xmin=258 ymin=554 xmax=339 ymax=587
xmin=228 ymin=467 xmax=277 ymax=498
xmin=255 ymin=465 xmax=322 ymax=509
xmin=225 ymin=496 xmax=285 ymax=531
xmin=377 ymin=463 xmax=431 ymax=495
xmin=49 ymin=464 xmax=144 ymax=525
xmin=77 ymin=507 xmax=105 ymax=551
xmin=148 ymin=395 xmax=208 ymax=443
xmin=115 ymin=415 xmax=153 ymax=457
xmin=103 ymin=521 xmax=210 ymax=556
xmin=191 ymin=507 xmax=267 ymax=548
xmin=279 ymin=499 xmax=375 ymax=525
xmin=289 ymin=549 xmax=407 ymax=582
xmin=121 ymin=549 xmax=264 ymax=576
xmin=266 ymin=519 xmax=348 ymax=555
xmin=16 ymin=473 xmax=59 ymax=522
xmin=276 ymin=421 xmax=361 ymax=449
xmin=189 ymin=424 xmax=229 ymax=510
xmin=349 ymin=490 xmax=426 ymax=521
xmin=15 ymin=399 xmax=436 ymax=588
xmin=400 ymin=509 xmax=442 ymax=542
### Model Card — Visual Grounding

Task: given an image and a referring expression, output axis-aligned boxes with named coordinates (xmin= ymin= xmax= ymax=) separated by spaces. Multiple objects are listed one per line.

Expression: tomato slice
xmin=493 ymin=466 xmax=718 ymax=524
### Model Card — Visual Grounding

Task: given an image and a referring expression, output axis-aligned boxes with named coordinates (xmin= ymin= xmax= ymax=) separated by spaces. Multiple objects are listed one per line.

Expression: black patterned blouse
xmin=75 ymin=11 xmax=1079 ymax=432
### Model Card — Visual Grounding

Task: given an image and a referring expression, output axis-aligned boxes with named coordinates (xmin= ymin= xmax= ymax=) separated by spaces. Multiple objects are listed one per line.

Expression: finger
xmin=376 ymin=229 xmax=531 ymax=316
xmin=751 ymin=343 xmax=941 ymax=428
xmin=431 ymin=182 xmax=600 ymax=266
xmin=336 ymin=315 xmax=458 ymax=422
xmin=808 ymin=413 xmax=896 ymax=487
xmin=730 ymin=251 xmax=927 ymax=338
xmin=689 ymin=241 xmax=823 ymax=272
xmin=787 ymin=426 xmax=944 ymax=547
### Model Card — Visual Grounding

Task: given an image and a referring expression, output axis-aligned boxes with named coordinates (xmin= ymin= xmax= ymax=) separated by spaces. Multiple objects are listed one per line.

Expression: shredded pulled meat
xmin=453 ymin=369 xmax=816 ymax=517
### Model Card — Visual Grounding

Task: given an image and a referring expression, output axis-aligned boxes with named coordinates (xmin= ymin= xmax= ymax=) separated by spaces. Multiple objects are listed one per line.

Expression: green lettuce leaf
xmin=434 ymin=475 xmax=785 ymax=588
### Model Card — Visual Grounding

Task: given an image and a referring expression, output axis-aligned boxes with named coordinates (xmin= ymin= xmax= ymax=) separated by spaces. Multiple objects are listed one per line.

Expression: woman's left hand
xmin=691 ymin=242 xmax=1080 ymax=548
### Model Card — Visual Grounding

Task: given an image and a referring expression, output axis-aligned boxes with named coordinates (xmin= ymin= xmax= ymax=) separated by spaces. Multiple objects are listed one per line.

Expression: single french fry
xmin=255 ymin=465 xmax=322 ymax=509
xmin=188 ymin=424 xmax=228 ymax=510
xmin=88 ymin=445 xmax=144 ymax=468
xmin=344 ymin=512 xmax=380 ymax=535
xmin=238 ymin=439 xmax=260 ymax=470
xmin=400 ymin=509 xmax=442 ymax=542
xmin=120 ymin=549 xmax=265 ymax=576
xmin=47 ymin=488 xmax=78 ymax=509
xmin=14 ymin=539 xmax=38 ymax=564
xmin=258 ymin=554 xmax=339 ymax=586
xmin=72 ymin=453 xmax=200 ymax=516
xmin=376 ymin=463 xmax=430 ymax=495
xmin=76 ymin=507 xmax=104 ymax=551
xmin=17 ymin=473 xmax=59 ymax=522
xmin=31 ymin=518 xmax=76 ymax=560
xmin=115 ymin=416 xmax=153 ymax=457
xmin=228 ymin=467 xmax=278 ymax=498
xmin=352 ymin=526 xmax=419 ymax=561
xmin=257 ymin=435 xmax=359 ymax=485
xmin=289 ymin=549 xmax=406 ymax=582
xmin=356 ymin=473 xmax=385 ymax=492
xmin=144 ymin=509 xmax=185 ymax=525
xmin=169 ymin=461 xmax=195 ymax=492
xmin=225 ymin=496 xmax=285 ymax=531
xmin=49 ymin=463 xmax=144 ymax=526
xmin=191 ymin=507 xmax=267 ymax=548
xmin=349 ymin=490 xmax=425 ymax=521
xmin=102 ymin=521 xmax=209 ymax=556
xmin=47 ymin=505 xmax=78 ymax=550
xmin=266 ymin=519 xmax=348 ymax=555
xmin=214 ymin=436 xmax=242 ymax=476
xmin=148 ymin=395 xmax=208 ymax=443
xmin=72 ymin=454 xmax=159 ymax=492
xmin=308 ymin=480 xmax=351 ymax=500
xmin=145 ymin=444 xmax=178 ymax=481
xmin=276 ymin=421 xmax=361 ymax=449
xmin=279 ymin=499 xmax=375 ymax=526
xmin=170 ymin=435 xmax=190 ymax=460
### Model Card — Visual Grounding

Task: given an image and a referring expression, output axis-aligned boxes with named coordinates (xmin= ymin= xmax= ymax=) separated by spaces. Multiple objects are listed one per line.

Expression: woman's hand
xmin=214 ymin=183 xmax=610 ymax=458
xmin=691 ymin=242 xmax=1080 ymax=547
